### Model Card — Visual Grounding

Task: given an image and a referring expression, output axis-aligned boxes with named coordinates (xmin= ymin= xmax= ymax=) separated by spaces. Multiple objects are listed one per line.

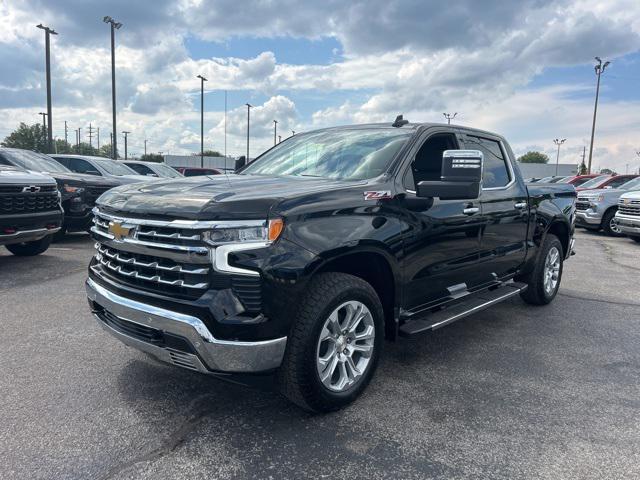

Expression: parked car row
xmin=0 ymin=148 xmax=191 ymax=253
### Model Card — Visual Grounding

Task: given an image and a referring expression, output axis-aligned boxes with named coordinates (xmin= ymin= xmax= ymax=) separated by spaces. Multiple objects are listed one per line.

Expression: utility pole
xmin=443 ymin=112 xmax=457 ymax=125
xmin=103 ymin=16 xmax=122 ymax=159
xmin=97 ymin=127 xmax=100 ymax=150
xmin=110 ymin=132 xmax=113 ymax=158
xmin=587 ymin=57 xmax=610 ymax=174
xmin=122 ymin=131 xmax=130 ymax=159
xmin=273 ymin=120 xmax=278 ymax=146
xmin=36 ymin=24 xmax=57 ymax=153
xmin=224 ymin=90 xmax=227 ymax=159
xmin=38 ymin=112 xmax=47 ymax=150
xmin=88 ymin=123 xmax=94 ymax=148
xmin=553 ymin=138 xmax=566 ymax=176
xmin=78 ymin=127 xmax=82 ymax=153
xmin=245 ymin=103 xmax=252 ymax=161
xmin=64 ymin=120 xmax=68 ymax=146
xmin=196 ymin=74 xmax=207 ymax=167
xmin=144 ymin=139 xmax=147 ymax=156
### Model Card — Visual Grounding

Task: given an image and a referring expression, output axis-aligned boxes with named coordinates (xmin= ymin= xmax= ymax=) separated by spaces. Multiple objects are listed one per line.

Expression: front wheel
xmin=278 ymin=273 xmax=384 ymax=413
xmin=631 ymin=236 xmax=640 ymax=244
xmin=602 ymin=209 xmax=623 ymax=237
xmin=520 ymin=233 xmax=563 ymax=305
xmin=5 ymin=235 xmax=53 ymax=256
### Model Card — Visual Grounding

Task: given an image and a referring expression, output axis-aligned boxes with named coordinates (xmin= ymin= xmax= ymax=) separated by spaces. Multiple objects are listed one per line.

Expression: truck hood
xmin=0 ymin=167 xmax=56 ymax=185
xmin=577 ymin=188 xmax=626 ymax=199
xmin=97 ymin=173 xmax=364 ymax=220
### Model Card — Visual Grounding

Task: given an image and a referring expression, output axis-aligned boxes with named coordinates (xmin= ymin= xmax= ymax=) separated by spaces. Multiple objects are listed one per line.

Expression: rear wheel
xmin=278 ymin=272 xmax=384 ymax=413
xmin=602 ymin=209 xmax=623 ymax=237
xmin=520 ymin=233 xmax=563 ymax=305
xmin=5 ymin=235 xmax=53 ymax=256
xmin=631 ymin=237 xmax=640 ymax=244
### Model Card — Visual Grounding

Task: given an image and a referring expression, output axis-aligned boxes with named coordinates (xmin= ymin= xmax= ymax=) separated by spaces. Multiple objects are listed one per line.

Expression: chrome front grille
xmin=575 ymin=201 xmax=590 ymax=211
xmin=89 ymin=208 xmax=266 ymax=307
xmin=618 ymin=199 xmax=640 ymax=216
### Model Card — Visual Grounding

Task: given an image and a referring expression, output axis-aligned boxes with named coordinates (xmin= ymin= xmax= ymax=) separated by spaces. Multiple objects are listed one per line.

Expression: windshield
xmin=579 ymin=175 xmax=609 ymax=189
xmin=152 ymin=163 xmax=182 ymax=177
xmin=0 ymin=149 xmax=71 ymax=173
xmin=95 ymin=159 xmax=138 ymax=176
xmin=620 ymin=177 xmax=640 ymax=190
xmin=240 ymin=128 xmax=412 ymax=180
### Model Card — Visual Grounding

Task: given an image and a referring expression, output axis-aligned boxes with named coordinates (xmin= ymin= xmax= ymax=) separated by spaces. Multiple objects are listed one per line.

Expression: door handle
xmin=463 ymin=207 xmax=479 ymax=215
xmin=514 ymin=202 xmax=527 ymax=209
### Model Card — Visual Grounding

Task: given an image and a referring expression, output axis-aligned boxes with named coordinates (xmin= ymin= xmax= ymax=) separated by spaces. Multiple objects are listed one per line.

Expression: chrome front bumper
xmin=0 ymin=226 xmax=59 ymax=246
xmin=614 ymin=214 xmax=640 ymax=235
xmin=575 ymin=210 xmax=602 ymax=225
xmin=86 ymin=278 xmax=287 ymax=374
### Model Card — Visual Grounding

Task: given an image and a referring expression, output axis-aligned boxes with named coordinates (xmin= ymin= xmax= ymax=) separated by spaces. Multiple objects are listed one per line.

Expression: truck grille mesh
xmin=0 ymin=188 xmax=59 ymax=214
xmin=618 ymin=199 xmax=640 ymax=216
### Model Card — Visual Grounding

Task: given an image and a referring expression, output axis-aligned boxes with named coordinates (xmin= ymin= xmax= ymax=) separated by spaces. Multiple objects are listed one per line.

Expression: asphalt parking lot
xmin=1 ymin=230 xmax=639 ymax=480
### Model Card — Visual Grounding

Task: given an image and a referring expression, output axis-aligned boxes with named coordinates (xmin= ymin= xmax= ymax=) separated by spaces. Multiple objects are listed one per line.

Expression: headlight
xmin=204 ymin=218 xmax=284 ymax=245
xmin=63 ymin=184 xmax=85 ymax=194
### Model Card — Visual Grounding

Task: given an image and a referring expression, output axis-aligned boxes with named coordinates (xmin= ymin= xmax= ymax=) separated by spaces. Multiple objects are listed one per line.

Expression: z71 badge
xmin=363 ymin=190 xmax=392 ymax=201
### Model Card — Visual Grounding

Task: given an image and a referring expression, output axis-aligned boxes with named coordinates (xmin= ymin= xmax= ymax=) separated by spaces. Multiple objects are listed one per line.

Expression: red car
xmin=173 ymin=167 xmax=223 ymax=177
xmin=558 ymin=174 xmax=599 ymax=187
xmin=575 ymin=174 xmax=638 ymax=191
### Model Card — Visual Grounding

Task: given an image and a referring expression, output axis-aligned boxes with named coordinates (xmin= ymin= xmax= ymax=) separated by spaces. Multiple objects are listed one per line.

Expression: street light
xmin=443 ymin=112 xmax=457 ymax=125
xmin=553 ymin=138 xmax=566 ymax=176
xmin=122 ymin=131 xmax=130 ymax=159
xmin=245 ymin=103 xmax=252 ymax=161
xmin=196 ymin=75 xmax=207 ymax=167
xmin=587 ymin=57 xmax=610 ymax=174
xmin=36 ymin=24 xmax=57 ymax=153
xmin=38 ymin=112 xmax=47 ymax=149
xmin=103 ymin=16 xmax=122 ymax=159
xmin=273 ymin=120 xmax=278 ymax=146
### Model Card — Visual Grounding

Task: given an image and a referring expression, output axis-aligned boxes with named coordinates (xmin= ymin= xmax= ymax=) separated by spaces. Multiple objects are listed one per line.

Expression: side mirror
xmin=417 ymin=150 xmax=483 ymax=200
xmin=235 ymin=156 xmax=247 ymax=171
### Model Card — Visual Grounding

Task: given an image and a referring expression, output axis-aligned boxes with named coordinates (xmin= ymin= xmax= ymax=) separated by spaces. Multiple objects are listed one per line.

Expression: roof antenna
xmin=392 ymin=115 xmax=408 ymax=127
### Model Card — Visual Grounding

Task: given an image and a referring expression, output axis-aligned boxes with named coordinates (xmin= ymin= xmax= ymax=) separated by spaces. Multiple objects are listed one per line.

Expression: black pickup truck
xmin=1 ymin=165 xmax=62 ymax=255
xmin=86 ymin=120 xmax=576 ymax=412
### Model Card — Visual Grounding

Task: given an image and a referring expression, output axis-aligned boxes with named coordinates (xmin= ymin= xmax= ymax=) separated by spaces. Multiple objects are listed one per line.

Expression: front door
xmin=399 ymin=129 xmax=487 ymax=312
xmin=462 ymin=133 xmax=528 ymax=279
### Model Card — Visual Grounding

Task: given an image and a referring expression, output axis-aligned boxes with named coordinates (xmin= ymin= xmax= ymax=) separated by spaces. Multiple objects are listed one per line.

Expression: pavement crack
xmin=595 ymin=239 xmax=640 ymax=273
xmin=558 ymin=292 xmax=640 ymax=308
xmin=97 ymin=395 xmax=214 ymax=480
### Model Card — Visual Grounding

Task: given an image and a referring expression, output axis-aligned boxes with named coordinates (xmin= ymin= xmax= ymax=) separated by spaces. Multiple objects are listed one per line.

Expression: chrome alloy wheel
xmin=610 ymin=217 xmax=622 ymax=234
xmin=316 ymin=301 xmax=375 ymax=392
xmin=543 ymin=246 xmax=561 ymax=295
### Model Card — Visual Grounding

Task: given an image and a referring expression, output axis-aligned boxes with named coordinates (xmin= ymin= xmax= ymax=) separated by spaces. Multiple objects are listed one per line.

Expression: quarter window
xmin=465 ymin=136 xmax=510 ymax=188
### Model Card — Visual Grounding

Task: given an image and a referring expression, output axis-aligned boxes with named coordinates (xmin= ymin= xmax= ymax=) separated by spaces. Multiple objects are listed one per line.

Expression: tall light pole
xmin=122 ymin=131 xmax=130 ymax=159
xmin=245 ymin=103 xmax=252 ymax=161
xmin=443 ymin=112 xmax=457 ymax=125
xmin=273 ymin=120 xmax=278 ymax=146
xmin=196 ymin=74 xmax=207 ymax=167
xmin=144 ymin=139 xmax=147 ymax=156
xmin=587 ymin=57 xmax=610 ymax=174
xmin=38 ymin=112 xmax=47 ymax=150
xmin=36 ymin=24 xmax=57 ymax=153
xmin=553 ymin=138 xmax=566 ymax=176
xmin=103 ymin=16 xmax=122 ymax=159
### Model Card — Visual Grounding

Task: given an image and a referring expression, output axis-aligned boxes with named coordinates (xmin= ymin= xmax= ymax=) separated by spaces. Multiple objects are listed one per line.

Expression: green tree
xmin=196 ymin=150 xmax=222 ymax=157
xmin=517 ymin=151 xmax=550 ymax=164
xmin=140 ymin=153 xmax=164 ymax=163
xmin=600 ymin=168 xmax=616 ymax=175
xmin=98 ymin=143 xmax=113 ymax=158
xmin=578 ymin=161 xmax=588 ymax=175
xmin=53 ymin=139 xmax=73 ymax=154
xmin=1 ymin=122 xmax=48 ymax=152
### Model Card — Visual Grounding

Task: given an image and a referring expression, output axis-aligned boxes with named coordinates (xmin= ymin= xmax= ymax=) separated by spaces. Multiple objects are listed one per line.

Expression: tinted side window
xmin=465 ymin=136 xmax=510 ymax=188
xmin=128 ymin=163 xmax=153 ymax=175
xmin=607 ymin=177 xmax=632 ymax=188
xmin=69 ymin=158 xmax=101 ymax=175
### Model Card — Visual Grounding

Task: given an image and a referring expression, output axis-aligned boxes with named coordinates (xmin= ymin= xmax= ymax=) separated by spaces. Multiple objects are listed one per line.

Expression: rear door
xmin=462 ymin=133 xmax=528 ymax=279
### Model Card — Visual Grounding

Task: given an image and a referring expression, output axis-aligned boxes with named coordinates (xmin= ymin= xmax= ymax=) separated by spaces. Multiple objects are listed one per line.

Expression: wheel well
xmin=547 ymin=221 xmax=569 ymax=256
xmin=316 ymin=252 xmax=397 ymax=339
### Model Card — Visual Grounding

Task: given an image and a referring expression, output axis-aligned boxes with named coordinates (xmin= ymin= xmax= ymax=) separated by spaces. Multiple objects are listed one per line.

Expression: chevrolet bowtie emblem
xmin=108 ymin=221 xmax=131 ymax=241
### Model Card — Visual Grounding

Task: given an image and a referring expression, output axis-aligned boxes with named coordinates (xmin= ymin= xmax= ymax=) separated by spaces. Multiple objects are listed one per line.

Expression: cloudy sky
xmin=1 ymin=0 xmax=639 ymax=172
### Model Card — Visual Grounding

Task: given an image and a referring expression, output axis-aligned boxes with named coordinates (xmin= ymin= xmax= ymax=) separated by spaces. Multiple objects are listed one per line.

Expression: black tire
xmin=601 ymin=208 xmax=623 ymax=237
xmin=53 ymin=226 xmax=67 ymax=242
xmin=278 ymin=272 xmax=385 ymax=413
xmin=5 ymin=235 xmax=53 ymax=256
xmin=631 ymin=236 xmax=640 ymax=244
xmin=519 ymin=233 xmax=563 ymax=305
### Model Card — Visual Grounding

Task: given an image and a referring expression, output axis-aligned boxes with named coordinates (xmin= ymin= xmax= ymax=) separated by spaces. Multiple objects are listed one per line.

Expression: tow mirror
xmin=417 ymin=150 xmax=483 ymax=200
xmin=235 ymin=156 xmax=247 ymax=172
